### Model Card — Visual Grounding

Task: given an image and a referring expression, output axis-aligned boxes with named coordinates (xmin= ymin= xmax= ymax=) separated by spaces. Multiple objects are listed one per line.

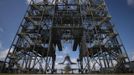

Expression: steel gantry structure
xmin=1 ymin=0 xmax=130 ymax=74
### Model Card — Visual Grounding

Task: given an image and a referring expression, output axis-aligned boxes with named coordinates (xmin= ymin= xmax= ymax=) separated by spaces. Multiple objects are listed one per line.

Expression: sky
xmin=0 ymin=0 xmax=134 ymax=63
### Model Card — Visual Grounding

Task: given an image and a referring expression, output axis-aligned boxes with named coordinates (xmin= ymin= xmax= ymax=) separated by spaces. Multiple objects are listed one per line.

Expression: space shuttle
xmin=58 ymin=54 xmax=76 ymax=73
xmin=59 ymin=54 xmax=76 ymax=65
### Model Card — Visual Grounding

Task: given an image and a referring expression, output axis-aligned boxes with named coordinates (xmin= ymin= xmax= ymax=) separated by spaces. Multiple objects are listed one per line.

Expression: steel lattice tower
xmin=1 ymin=0 xmax=130 ymax=74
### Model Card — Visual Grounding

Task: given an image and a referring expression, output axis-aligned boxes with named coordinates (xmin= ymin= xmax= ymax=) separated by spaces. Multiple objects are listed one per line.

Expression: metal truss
xmin=1 ymin=0 xmax=130 ymax=74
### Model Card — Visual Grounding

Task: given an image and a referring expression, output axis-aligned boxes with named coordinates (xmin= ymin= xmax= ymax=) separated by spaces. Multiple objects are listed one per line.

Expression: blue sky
xmin=0 ymin=0 xmax=134 ymax=61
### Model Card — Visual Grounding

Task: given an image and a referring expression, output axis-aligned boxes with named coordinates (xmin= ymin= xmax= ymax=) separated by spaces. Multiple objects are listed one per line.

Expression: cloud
xmin=129 ymin=52 xmax=134 ymax=61
xmin=127 ymin=0 xmax=134 ymax=7
xmin=131 ymin=52 xmax=134 ymax=61
xmin=26 ymin=0 xmax=31 ymax=4
xmin=57 ymin=55 xmax=63 ymax=59
xmin=0 ymin=42 xmax=2 ymax=49
xmin=26 ymin=0 xmax=43 ymax=4
xmin=0 ymin=41 xmax=3 ymax=49
xmin=0 ymin=48 xmax=13 ymax=61
xmin=132 ymin=55 xmax=134 ymax=60
xmin=0 ymin=49 xmax=9 ymax=61
xmin=0 ymin=27 xmax=4 ymax=32
xmin=62 ymin=46 xmax=71 ymax=55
